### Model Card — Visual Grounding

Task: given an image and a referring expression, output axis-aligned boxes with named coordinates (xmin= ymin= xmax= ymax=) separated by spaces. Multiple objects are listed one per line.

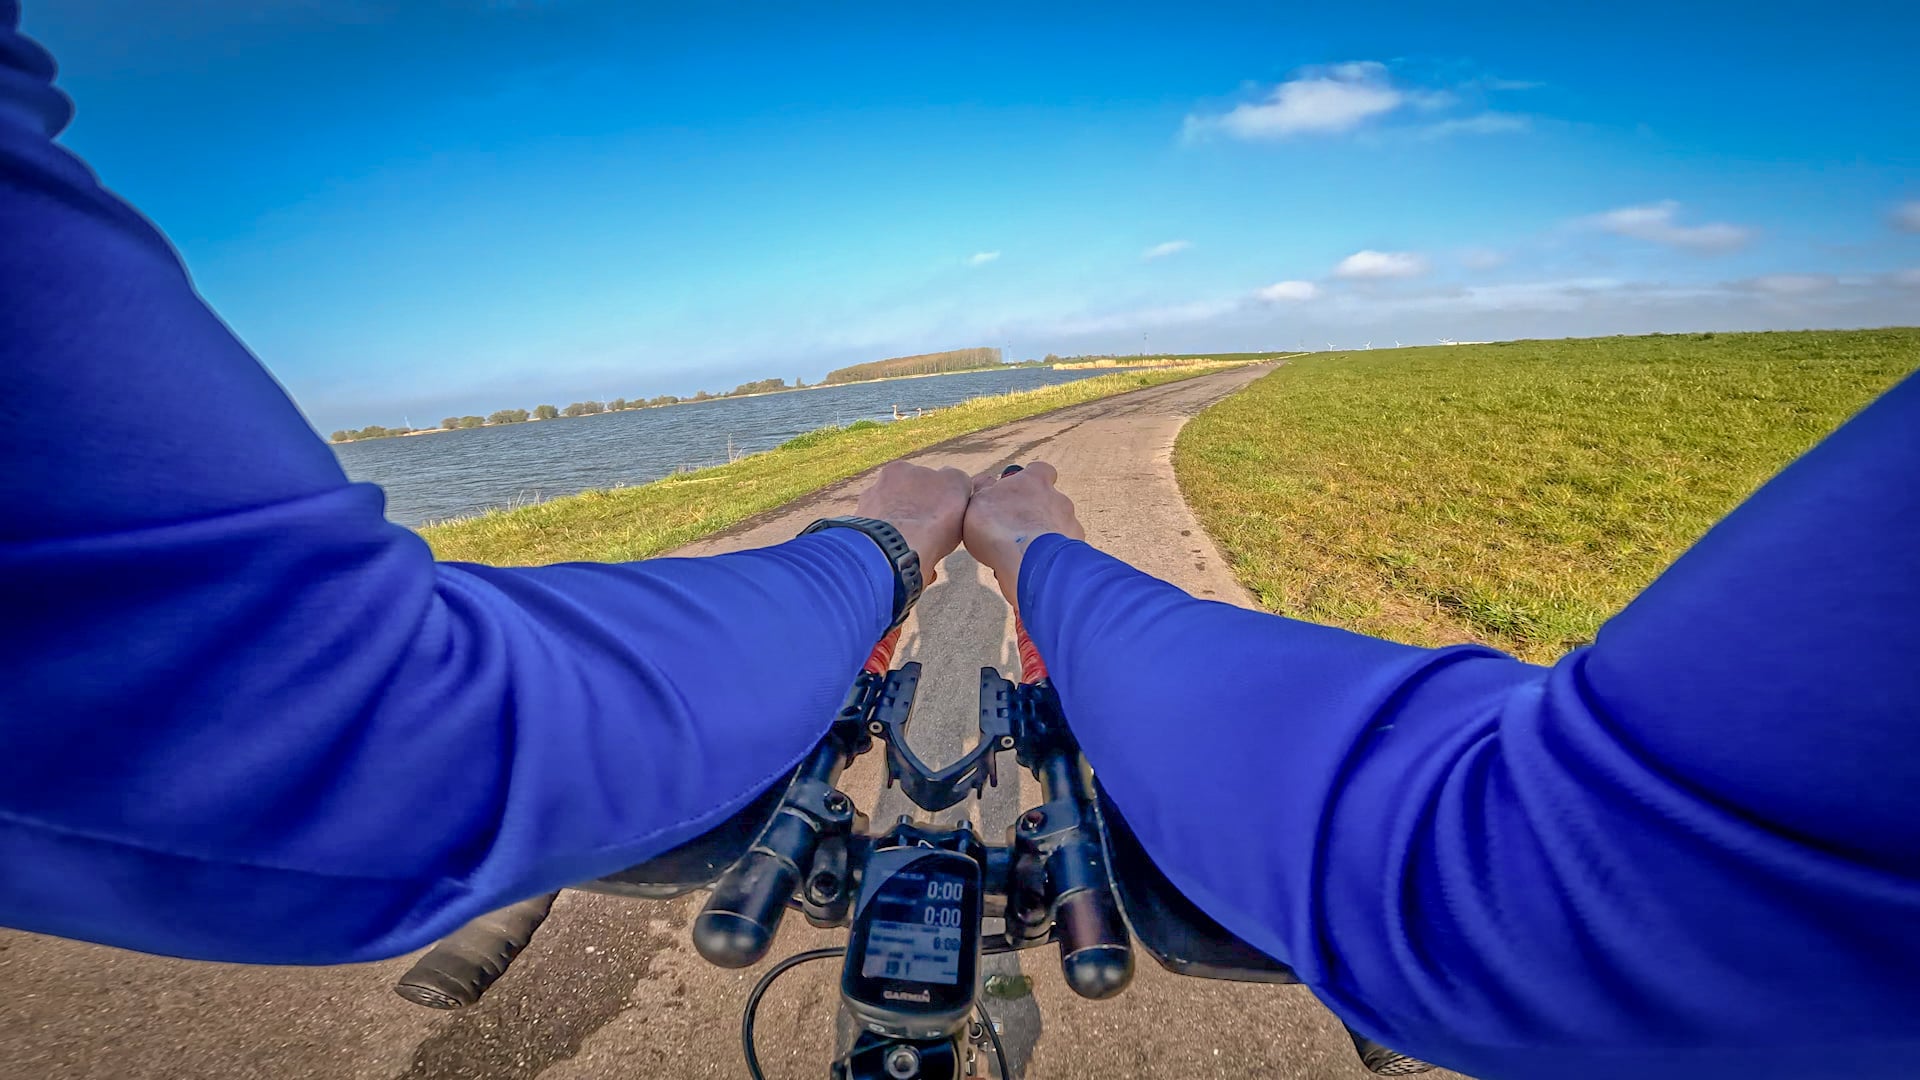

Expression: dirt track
xmin=0 ymin=363 xmax=1430 ymax=1080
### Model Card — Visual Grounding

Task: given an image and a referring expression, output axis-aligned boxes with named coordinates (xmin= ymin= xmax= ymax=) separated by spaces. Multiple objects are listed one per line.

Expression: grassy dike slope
xmin=424 ymin=365 xmax=1247 ymax=564
xmin=1175 ymin=329 xmax=1920 ymax=664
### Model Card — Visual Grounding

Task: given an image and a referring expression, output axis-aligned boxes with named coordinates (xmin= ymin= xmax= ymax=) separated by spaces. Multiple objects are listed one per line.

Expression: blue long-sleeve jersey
xmin=4 ymin=10 xmax=1916 ymax=1078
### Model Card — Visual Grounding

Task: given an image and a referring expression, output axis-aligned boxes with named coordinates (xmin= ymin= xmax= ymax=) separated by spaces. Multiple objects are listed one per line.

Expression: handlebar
xmin=687 ymin=658 xmax=1134 ymax=1002
xmin=692 ymin=744 xmax=857 ymax=967
xmin=394 ymin=568 xmax=1431 ymax=1075
xmin=393 ymin=890 xmax=558 ymax=1009
xmin=694 ymin=671 xmax=874 ymax=967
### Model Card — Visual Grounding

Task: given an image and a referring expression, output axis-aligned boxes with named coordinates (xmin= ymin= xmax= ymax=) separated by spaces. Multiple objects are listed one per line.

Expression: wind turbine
xmin=1326 ymin=341 xmax=1335 ymax=352
xmin=1393 ymin=340 xmax=1403 ymax=348
xmin=1362 ymin=340 xmax=1373 ymax=351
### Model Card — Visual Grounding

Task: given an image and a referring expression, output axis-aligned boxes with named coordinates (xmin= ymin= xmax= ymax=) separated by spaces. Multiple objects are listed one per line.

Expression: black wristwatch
xmin=799 ymin=516 xmax=925 ymax=629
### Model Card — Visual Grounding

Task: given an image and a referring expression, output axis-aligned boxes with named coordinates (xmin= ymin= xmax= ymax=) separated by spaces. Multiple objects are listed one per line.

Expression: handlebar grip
xmin=393 ymin=891 xmax=559 ymax=1009
xmin=864 ymin=627 xmax=903 ymax=674
xmin=1046 ymin=817 xmax=1133 ymax=999
xmin=997 ymin=466 xmax=1051 ymax=683
xmin=693 ymin=850 xmax=800 ymax=967
xmin=1052 ymin=884 xmax=1134 ymax=999
xmin=694 ymin=791 xmax=827 ymax=967
xmin=1345 ymin=1027 xmax=1436 ymax=1075
xmin=1013 ymin=618 xmax=1047 ymax=683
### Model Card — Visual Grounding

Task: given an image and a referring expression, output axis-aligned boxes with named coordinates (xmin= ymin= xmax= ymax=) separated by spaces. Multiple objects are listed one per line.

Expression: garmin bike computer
xmin=842 ymin=847 xmax=983 ymax=1039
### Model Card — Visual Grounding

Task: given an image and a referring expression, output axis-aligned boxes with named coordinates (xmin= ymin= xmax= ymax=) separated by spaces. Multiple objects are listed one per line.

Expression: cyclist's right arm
xmin=0 ymin=9 xmax=913 ymax=966
xmin=1010 ymin=373 xmax=1920 ymax=1080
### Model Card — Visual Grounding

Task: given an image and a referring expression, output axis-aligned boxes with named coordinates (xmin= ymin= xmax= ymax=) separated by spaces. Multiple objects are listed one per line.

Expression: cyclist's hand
xmin=963 ymin=461 xmax=1085 ymax=607
xmin=854 ymin=461 xmax=972 ymax=582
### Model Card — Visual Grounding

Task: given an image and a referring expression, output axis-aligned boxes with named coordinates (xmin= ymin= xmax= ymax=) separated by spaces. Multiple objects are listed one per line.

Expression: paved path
xmin=0 ymin=363 xmax=1425 ymax=1080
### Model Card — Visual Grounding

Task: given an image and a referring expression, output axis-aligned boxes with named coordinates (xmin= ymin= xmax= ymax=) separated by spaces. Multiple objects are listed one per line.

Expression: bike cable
xmin=973 ymin=999 xmax=1012 ymax=1080
xmin=743 ymin=944 xmax=1023 ymax=1079
xmin=742 ymin=946 xmax=844 ymax=1080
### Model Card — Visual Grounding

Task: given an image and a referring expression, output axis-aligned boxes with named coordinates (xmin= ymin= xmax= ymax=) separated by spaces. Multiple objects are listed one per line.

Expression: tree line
xmin=326 ymin=345 xmax=1056 ymax=443
xmin=327 ymin=376 xmax=816 ymax=442
xmin=822 ymin=347 xmax=1003 ymax=385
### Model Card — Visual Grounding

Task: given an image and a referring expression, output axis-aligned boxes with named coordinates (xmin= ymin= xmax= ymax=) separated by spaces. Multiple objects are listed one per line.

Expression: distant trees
xmin=824 ymin=347 xmax=1003 ymax=385
xmin=328 ymin=424 xmax=412 ymax=443
xmin=332 ymin=360 xmax=888 ymax=439
xmin=727 ymin=377 xmax=789 ymax=397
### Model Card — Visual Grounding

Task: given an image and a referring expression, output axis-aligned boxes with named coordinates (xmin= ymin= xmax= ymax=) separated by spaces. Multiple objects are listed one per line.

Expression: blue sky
xmin=25 ymin=1 xmax=1920 ymax=430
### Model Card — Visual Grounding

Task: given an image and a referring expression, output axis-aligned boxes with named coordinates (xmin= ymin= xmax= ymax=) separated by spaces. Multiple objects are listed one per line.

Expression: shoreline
xmin=326 ymin=355 xmax=1288 ymax=445
xmin=419 ymin=361 xmax=1259 ymax=559
xmin=333 ymin=365 xmax=1021 ymax=443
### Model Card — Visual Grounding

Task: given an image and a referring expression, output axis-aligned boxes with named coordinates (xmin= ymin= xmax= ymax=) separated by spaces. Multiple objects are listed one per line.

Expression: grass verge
xmin=1174 ymin=329 xmax=1920 ymax=664
xmin=424 ymin=364 xmax=1253 ymax=564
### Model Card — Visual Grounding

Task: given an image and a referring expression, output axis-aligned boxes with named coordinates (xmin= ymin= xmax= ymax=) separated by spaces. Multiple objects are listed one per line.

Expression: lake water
xmin=333 ymin=367 xmax=1136 ymax=527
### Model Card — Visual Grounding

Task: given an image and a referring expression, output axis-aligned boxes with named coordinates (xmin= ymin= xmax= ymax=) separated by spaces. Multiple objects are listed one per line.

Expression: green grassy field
xmin=424 ymin=363 xmax=1249 ymax=564
xmin=1174 ymin=329 xmax=1920 ymax=664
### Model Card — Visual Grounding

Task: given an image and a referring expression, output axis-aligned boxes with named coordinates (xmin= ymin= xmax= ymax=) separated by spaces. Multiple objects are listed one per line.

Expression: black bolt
xmin=809 ymin=871 xmax=840 ymax=901
xmin=824 ymin=792 xmax=851 ymax=815
xmin=884 ymin=1044 xmax=921 ymax=1079
xmin=1020 ymin=810 xmax=1046 ymax=832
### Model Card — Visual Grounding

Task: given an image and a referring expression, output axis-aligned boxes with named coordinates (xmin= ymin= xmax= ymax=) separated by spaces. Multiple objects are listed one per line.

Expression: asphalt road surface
xmin=1 ymin=364 xmax=1453 ymax=1080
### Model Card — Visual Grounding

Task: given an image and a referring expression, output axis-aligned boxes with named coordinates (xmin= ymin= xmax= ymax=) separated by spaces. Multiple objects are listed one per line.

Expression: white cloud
xmin=1588 ymin=201 xmax=1753 ymax=253
xmin=1257 ymin=280 xmax=1320 ymax=302
xmin=1324 ymin=60 xmax=1386 ymax=81
xmin=1034 ymin=296 xmax=1243 ymax=337
xmin=1333 ymin=249 xmax=1429 ymax=279
xmin=1893 ymin=201 xmax=1920 ymax=233
xmin=1142 ymin=240 xmax=1193 ymax=261
xmin=1185 ymin=62 xmax=1540 ymax=143
xmin=927 ymin=267 xmax=1918 ymax=361
xmin=1420 ymin=112 xmax=1530 ymax=139
xmin=965 ymin=251 xmax=1001 ymax=267
xmin=1460 ymin=247 xmax=1509 ymax=271
xmin=1744 ymin=274 xmax=1835 ymax=295
xmin=1188 ymin=61 xmax=1403 ymax=140
xmin=1405 ymin=88 xmax=1459 ymax=112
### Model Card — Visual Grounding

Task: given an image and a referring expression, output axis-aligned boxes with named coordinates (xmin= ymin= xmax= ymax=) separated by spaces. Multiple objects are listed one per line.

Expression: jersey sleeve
xmin=1019 ymin=371 xmax=1920 ymax=1079
xmin=0 ymin=7 xmax=894 ymax=964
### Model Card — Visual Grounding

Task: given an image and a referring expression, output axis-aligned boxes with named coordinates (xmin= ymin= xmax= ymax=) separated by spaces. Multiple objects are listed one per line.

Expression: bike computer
xmin=842 ymin=847 xmax=983 ymax=1039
